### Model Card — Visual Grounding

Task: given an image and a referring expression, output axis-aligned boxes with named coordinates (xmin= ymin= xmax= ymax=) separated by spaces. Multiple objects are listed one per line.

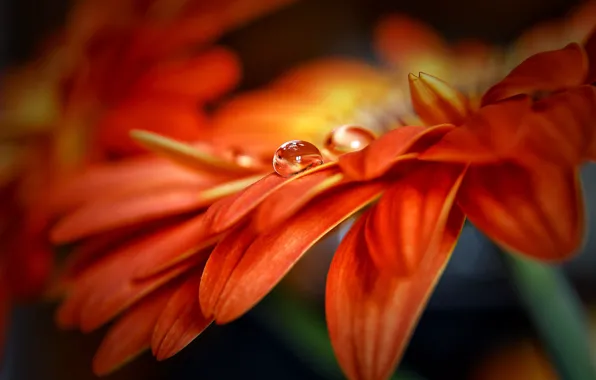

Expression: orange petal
xmin=326 ymin=206 xmax=464 ymax=380
xmin=481 ymin=43 xmax=588 ymax=105
xmin=92 ymin=284 xmax=176 ymax=376
xmin=420 ymin=96 xmax=532 ymax=163
xmin=365 ymin=162 xmax=466 ymax=276
xmin=132 ymin=214 xmax=217 ymax=279
xmin=518 ymin=85 xmax=596 ymax=165
xmin=131 ymin=47 xmax=240 ymax=101
xmin=96 ymin=97 xmax=207 ymax=157
xmin=212 ymin=181 xmax=385 ymax=324
xmin=199 ymin=222 xmax=257 ymax=318
xmin=48 ymin=156 xmax=228 ymax=214
xmin=252 ymin=165 xmax=344 ymax=232
xmin=152 ymin=268 xmax=211 ymax=361
xmin=338 ymin=124 xmax=454 ymax=180
xmin=458 ymin=162 xmax=585 ymax=261
xmin=55 ymin=232 xmax=203 ymax=331
xmin=130 ymin=130 xmax=258 ymax=174
xmin=51 ymin=187 xmax=213 ymax=243
xmin=408 ymin=72 xmax=470 ymax=125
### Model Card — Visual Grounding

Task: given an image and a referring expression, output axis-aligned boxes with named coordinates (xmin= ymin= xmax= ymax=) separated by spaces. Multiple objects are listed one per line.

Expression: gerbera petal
xmin=338 ymin=124 xmax=454 ymax=181
xmin=519 ymin=85 xmax=596 ymax=165
xmin=419 ymin=96 xmax=531 ymax=163
xmin=92 ymin=284 xmax=177 ymax=376
xmin=96 ymin=98 xmax=208 ymax=157
xmin=458 ymin=162 xmax=585 ymax=260
xmin=584 ymin=26 xmax=596 ymax=84
xmin=326 ymin=207 xmax=464 ymax=380
xmin=252 ymin=166 xmax=344 ymax=232
xmin=199 ymin=223 xmax=257 ymax=318
xmin=364 ymin=162 xmax=466 ymax=276
xmin=203 ymin=164 xmax=334 ymax=234
xmin=408 ymin=73 xmax=469 ymax=125
xmin=151 ymin=268 xmax=211 ymax=361
xmin=131 ymin=47 xmax=240 ymax=100
xmin=481 ymin=43 xmax=588 ymax=105
xmin=211 ymin=181 xmax=386 ymax=324
xmin=130 ymin=130 xmax=257 ymax=173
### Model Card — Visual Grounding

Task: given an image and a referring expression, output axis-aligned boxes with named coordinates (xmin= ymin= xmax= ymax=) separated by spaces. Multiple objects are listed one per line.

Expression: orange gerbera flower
xmin=198 ymin=38 xmax=596 ymax=380
xmin=48 ymin=57 xmax=397 ymax=375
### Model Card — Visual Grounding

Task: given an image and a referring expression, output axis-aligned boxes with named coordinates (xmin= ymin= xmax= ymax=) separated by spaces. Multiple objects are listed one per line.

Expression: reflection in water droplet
xmin=323 ymin=125 xmax=376 ymax=158
xmin=273 ymin=140 xmax=323 ymax=177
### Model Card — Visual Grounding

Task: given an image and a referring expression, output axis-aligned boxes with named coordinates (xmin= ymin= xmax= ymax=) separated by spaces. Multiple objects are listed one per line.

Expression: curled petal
xmin=519 ymin=85 xmax=596 ymax=165
xmin=211 ymin=181 xmax=385 ymax=324
xmin=408 ymin=73 xmax=470 ymax=125
xmin=481 ymin=43 xmax=588 ymax=105
xmin=458 ymin=162 xmax=585 ymax=261
xmin=152 ymin=268 xmax=211 ymax=361
xmin=338 ymin=124 xmax=454 ymax=181
xmin=326 ymin=207 xmax=464 ymax=380
xmin=420 ymin=96 xmax=531 ymax=163
xmin=365 ymin=162 xmax=466 ymax=276
xmin=92 ymin=284 xmax=176 ymax=376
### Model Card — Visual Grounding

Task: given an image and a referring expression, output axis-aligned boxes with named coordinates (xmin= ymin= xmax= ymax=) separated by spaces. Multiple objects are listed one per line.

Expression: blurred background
xmin=2 ymin=0 xmax=596 ymax=379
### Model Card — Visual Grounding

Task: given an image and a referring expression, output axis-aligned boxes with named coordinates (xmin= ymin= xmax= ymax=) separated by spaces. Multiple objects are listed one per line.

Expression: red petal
xmin=365 ymin=162 xmax=466 ymax=276
xmin=458 ymin=162 xmax=585 ymax=261
xmin=420 ymin=96 xmax=532 ymax=163
xmin=519 ymin=85 xmax=596 ymax=165
xmin=131 ymin=47 xmax=240 ymax=101
xmin=50 ymin=187 xmax=214 ymax=243
xmin=326 ymin=207 xmax=464 ymax=380
xmin=481 ymin=43 xmax=588 ymax=105
xmin=152 ymin=268 xmax=211 ymax=361
xmin=584 ymin=26 xmax=596 ymax=84
xmin=55 ymin=232 xmax=204 ymax=331
xmin=199 ymin=223 xmax=257 ymax=318
xmin=92 ymin=284 xmax=176 ymax=376
xmin=252 ymin=166 xmax=344 ymax=232
xmin=338 ymin=124 xmax=454 ymax=181
xmin=211 ymin=181 xmax=386 ymax=324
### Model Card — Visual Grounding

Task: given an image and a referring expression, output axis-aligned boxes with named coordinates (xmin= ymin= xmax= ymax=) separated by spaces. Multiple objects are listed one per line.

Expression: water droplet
xmin=323 ymin=125 xmax=376 ymax=158
xmin=224 ymin=147 xmax=263 ymax=168
xmin=273 ymin=140 xmax=323 ymax=177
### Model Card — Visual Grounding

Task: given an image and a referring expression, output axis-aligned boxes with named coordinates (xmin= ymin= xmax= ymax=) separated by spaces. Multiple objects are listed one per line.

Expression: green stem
xmin=502 ymin=251 xmax=596 ymax=380
xmin=256 ymin=288 xmax=424 ymax=380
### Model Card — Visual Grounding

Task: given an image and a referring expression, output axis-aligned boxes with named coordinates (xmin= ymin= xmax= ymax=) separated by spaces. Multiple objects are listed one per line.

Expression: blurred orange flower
xmin=198 ymin=39 xmax=596 ymax=380
xmin=47 ymin=57 xmax=398 ymax=375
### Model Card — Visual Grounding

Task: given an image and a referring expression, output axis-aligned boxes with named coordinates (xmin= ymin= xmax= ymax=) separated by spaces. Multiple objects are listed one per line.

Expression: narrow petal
xmin=252 ymin=166 xmax=344 ymax=232
xmin=131 ymin=47 xmax=240 ymax=100
xmin=326 ymin=207 xmax=464 ymax=380
xmin=364 ymin=162 xmax=466 ymax=276
xmin=212 ymin=181 xmax=386 ymax=324
xmin=481 ymin=43 xmax=588 ymax=105
xmin=420 ymin=96 xmax=532 ymax=163
xmin=92 ymin=284 xmax=177 ymax=376
xmin=199 ymin=223 xmax=257 ymax=318
xmin=55 ymin=232 xmax=204 ymax=331
xmin=338 ymin=124 xmax=454 ymax=181
xmin=203 ymin=164 xmax=335 ymax=234
xmin=130 ymin=130 xmax=257 ymax=173
xmin=408 ymin=73 xmax=469 ymax=125
xmin=152 ymin=268 xmax=211 ymax=361
xmin=519 ymin=85 xmax=596 ymax=165
xmin=458 ymin=162 xmax=585 ymax=260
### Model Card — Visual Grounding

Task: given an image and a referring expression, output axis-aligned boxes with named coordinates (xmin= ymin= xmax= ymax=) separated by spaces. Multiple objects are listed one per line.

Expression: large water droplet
xmin=323 ymin=125 xmax=376 ymax=158
xmin=273 ymin=140 xmax=323 ymax=177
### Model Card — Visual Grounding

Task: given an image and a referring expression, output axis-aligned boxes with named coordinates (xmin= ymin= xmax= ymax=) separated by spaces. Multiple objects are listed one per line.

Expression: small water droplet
xmin=323 ymin=125 xmax=376 ymax=158
xmin=224 ymin=147 xmax=263 ymax=168
xmin=273 ymin=140 xmax=323 ymax=177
